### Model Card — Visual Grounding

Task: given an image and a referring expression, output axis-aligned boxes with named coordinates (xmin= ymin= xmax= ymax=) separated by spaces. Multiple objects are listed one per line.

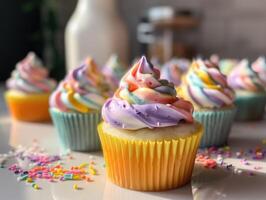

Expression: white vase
xmin=65 ymin=0 xmax=129 ymax=71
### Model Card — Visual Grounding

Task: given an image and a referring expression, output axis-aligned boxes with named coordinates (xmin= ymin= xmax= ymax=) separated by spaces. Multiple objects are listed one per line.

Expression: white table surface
xmin=0 ymin=89 xmax=266 ymax=200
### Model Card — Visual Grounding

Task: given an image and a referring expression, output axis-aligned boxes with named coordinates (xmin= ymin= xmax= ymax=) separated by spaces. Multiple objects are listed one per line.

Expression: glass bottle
xmin=65 ymin=0 xmax=129 ymax=71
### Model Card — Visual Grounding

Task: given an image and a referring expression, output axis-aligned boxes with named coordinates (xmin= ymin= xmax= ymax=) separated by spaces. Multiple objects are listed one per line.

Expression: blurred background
xmin=1 ymin=0 xmax=266 ymax=81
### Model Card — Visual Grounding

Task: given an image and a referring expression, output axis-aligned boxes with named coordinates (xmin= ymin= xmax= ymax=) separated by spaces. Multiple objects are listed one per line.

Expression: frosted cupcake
xmin=228 ymin=59 xmax=266 ymax=121
xmin=98 ymin=56 xmax=203 ymax=191
xmin=179 ymin=59 xmax=236 ymax=148
xmin=252 ymin=57 xmax=266 ymax=88
xmin=219 ymin=59 xmax=238 ymax=75
xmin=5 ymin=52 xmax=56 ymax=122
xmin=50 ymin=58 xmax=109 ymax=151
xmin=102 ymin=54 xmax=127 ymax=92
xmin=161 ymin=58 xmax=191 ymax=86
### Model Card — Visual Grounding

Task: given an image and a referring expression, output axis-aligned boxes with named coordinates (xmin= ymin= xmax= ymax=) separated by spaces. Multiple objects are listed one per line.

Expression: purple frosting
xmin=102 ymin=98 xmax=192 ymax=130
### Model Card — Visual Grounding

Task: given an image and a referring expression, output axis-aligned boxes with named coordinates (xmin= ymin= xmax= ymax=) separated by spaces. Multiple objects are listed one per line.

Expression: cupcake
xmin=50 ymin=58 xmax=109 ymax=151
xmin=219 ymin=59 xmax=238 ymax=75
xmin=161 ymin=58 xmax=191 ymax=86
xmin=98 ymin=56 xmax=203 ymax=191
xmin=5 ymin=52 xmax=56 ymax=122
xmin=179 ymin=59 xmax=236 ymax=148
xmin=209 ymin=54 xmax=219 ymax=65
xmin=252 ymin=56 xmax=266 ymax=87
xmin=102 ymin=54 xmax=127 ymax=92
xmin=228 ymin=59 xmax=266 ymax=121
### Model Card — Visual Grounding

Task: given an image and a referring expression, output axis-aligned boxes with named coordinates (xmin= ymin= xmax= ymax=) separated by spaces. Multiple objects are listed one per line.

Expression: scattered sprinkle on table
xmin=196 ymin=144 xmax=265 ymax=176
xmin=0 ymin=141 xmax=102 ymax=191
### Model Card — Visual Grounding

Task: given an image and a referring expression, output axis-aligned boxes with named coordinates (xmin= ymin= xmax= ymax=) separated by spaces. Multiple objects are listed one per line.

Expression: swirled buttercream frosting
xmin=228 ymin=59 xmax=265 ymax=92
xmin=102 ymin=54 xmax=127 ymax=90
xmin=102 ymin=56 xmax=194 ymax=130
xmin=161 ymin=58 xmax=190 ymax=86
xmin=251 ymin=57 xmax=266 ymax=88
xmin=50 ymin=58 xmax=109 ymax=112
xmin=6 ymin=52 xmax=56 ymax=93
xmin=181 ymin=59 xmax=235 ymax=109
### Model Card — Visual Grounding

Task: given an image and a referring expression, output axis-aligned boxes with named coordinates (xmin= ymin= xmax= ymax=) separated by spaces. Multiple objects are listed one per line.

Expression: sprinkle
xmin=254 ymin=166 xmax=263 ymax=170
xmin=73 ymin=184 xmax=79 ymax=190
xmin=236 ymin=152 xmax=242 ymax=158
xmin=226 ymin=164 xmax=233 ymax=170
xmin=253 ymin=152 xmax=264 ymax=160
xmin=17 ymin=174 xmax=28 ymax=181
xmin=79 ymin=163 xmax=88 ymax=168
xmin=195 ymin=154 xmax=217 ymax=169
xmin=248 ymin=172 xmax=255 ymax=176
xmin=89 ymin=166 xmax=97 ymax=175
xmin=262 ymin=139 xmax=266 ymax=145
xmin=26 ymin=178 xmax=33 ymax=183
xmin=32 ymin=183 xmax=40 ymax=190
xmin=240 ymin=159 xmax=250 ymax=165
xmin=216 ymin=155 xmax=224 ymax=165
xmin=68 ymin=156 xmax=74 ymax=160
xmin=86 ymin=176 xmax=92 ymax=182
xmin=196 ymin=144 xmax=266 ymax=177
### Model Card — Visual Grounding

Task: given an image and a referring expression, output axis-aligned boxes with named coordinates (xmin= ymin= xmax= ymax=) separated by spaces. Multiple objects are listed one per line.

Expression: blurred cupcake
xmin=228 ymin=59 xmax=266 ymax=121
xmin=50 ymin=57 xmax=109 ymax=151
xmin=210 ymin=54 xmax=220 ymax=65
xmin=179 ymin=59 xmax=236 ymax=148
xmin=98 ymin=56 xmax=203 ymax=191
xmin=5 ymin=52 xmax=56 ymax=122
xmin=161 ymin=58 xmax=191 ymax=86
xmin=219 ymin=59 xmax=238 ymax=75
xmin=252 ymin=56 xmax=266 ymax=87
xmin=102 ymin=54 xmax=127 ymax=92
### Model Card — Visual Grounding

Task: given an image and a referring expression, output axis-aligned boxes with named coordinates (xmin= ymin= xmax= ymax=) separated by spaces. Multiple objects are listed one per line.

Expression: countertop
xmin=0 ymin=88 xmax=266 ymax=200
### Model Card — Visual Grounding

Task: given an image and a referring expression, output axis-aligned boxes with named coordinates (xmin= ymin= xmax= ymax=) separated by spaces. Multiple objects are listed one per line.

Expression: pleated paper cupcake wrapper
xmin=5 ymin=91 xmax=51 ymax=122
xmin=234 ymin=93 xmax=266 ymax=121
xmin=193 ymin=107 xmax=236 ymax=148
xmin=98 ymin=122 xmax=203 ymax=191
xmin=50 ymin=109 xmax=101 ymax=152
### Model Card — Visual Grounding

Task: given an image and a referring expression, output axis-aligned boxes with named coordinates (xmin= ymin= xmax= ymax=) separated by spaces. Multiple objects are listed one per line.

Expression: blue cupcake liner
xmin=50 ymin=108 xmax=101 ymax=152
xmin=193 ymin=107 xmax=236 ymax=148
xmin=234 ymin=93 xmax=266 ymax=121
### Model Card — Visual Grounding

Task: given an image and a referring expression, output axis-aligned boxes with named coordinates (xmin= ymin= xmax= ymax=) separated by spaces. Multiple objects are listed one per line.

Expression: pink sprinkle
xmin=248 ymin=172 xmax=255 ymax=176
xmin=254 ymin=166 xmax=263 ymax=170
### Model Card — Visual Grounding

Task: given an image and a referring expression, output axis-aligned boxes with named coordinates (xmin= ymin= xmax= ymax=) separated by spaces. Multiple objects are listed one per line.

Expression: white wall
xmin=57 ymin=0 xmax=266 ymax=60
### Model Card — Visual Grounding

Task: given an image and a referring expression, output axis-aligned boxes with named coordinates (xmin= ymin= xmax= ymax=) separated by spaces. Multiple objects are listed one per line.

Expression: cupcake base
xmin=234 ymin=93 xmax=266 ymax=121
xmin=194 ymin=106 xmax=236 ymax=148
xmin=50 ymin=108 xmax=101 ymax=152
xmin=98 ymin=122 xmax=203 ymax=191
xmin=5 ymin=90 xmax=51 ymax=122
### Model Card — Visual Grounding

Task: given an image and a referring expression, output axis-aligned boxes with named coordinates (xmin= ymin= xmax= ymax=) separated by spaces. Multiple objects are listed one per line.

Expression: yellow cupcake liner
xmin=98 ymin=122 xmax=203 ymax=191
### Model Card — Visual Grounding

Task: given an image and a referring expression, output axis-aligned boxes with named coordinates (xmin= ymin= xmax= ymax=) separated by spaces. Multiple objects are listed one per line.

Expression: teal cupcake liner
xmin=50 ymin=108 xmax=101 ymax=152
xmin=234 ymin=93 xmax=266 ymax=121
xmin=193 ymin=107 xmax=236 ymax=148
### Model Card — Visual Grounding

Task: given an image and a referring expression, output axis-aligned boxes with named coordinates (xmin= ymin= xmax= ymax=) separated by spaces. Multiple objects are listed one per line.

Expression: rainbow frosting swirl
xmin=181 ymin=59 xmax=235 ymax=109
xmin=6 ymin=52 xmax=56 ymax=93
xmin=161 ymin=58 xmax=190 ymax=86
xmin=50 ymin=58 xmax=109 ymax=112
xmin=102 ymin=54 xmax=127 ymax=89
xmin=102 ymin=56 xmax=194 ymax=130
xmin=228 ymin=59 xmax=265 ymax=92
xmin=251 ymin=57 xmax=266 ymax=88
